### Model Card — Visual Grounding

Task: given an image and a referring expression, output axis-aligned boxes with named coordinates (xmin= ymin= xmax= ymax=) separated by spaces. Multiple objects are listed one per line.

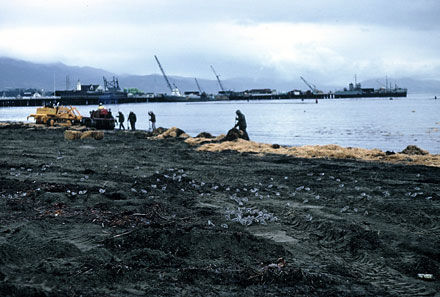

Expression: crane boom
xmin=154 ymin=55 xmax=173 ymax=93
xmin=210 ymin=65 xmax=225 ymax=92
xmin=194 ymin=78 xmax=203 ymax=93
xmin=300 ymin=76 xmax=315 ymax=92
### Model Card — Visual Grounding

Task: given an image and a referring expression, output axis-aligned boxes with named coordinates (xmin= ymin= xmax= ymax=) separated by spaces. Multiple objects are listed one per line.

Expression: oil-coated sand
xmin=0 ymin=122 xmax=439 ymax=296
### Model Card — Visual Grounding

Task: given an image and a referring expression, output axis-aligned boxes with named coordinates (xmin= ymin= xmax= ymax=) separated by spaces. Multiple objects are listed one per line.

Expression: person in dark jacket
xmin=148 ymin=111 xmax=156 ymax=130
xmin=128 ymin=111 xmax=136 ymax=131
xmin=117 ymin=111 xmax=125 ymax=130
xmin=234 ymin=110 xmax=249 ymax=140
xmin=234 ymin=110 xmax=247 ymax=131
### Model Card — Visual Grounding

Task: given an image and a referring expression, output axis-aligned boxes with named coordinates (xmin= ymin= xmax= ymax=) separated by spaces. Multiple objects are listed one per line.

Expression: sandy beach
xmin=0 ymin=122 xmax=439 ymax=296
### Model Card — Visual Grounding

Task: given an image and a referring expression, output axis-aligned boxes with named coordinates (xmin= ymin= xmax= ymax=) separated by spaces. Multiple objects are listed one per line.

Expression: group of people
xmin=114 ymin=106 xmax=248 ymax=138
xmin=116 ymin=110 xmax=156 ymax=131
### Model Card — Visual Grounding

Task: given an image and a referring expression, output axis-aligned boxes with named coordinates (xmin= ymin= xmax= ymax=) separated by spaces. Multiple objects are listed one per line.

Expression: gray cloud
xmin=0 ymin=0 xmax=439 ymax=84
xmin=1 ymin=0 xmax=439 ymax=29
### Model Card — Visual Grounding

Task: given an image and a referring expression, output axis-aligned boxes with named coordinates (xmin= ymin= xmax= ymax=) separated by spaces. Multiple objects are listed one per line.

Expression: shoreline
xmin=2 ymin=121 xmax=439 ymax=167
xmin=2 ymin=95 xmax=439 ymax=156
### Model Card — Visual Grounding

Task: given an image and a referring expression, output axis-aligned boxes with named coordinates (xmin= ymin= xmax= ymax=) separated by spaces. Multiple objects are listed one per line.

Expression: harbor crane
xmin=210 ymin=65 xmax=226 ymax=92
xmin=300 ymin=76 xmax=322 ymax=94
xmin=194 ymin=78 xmax=203 ymax=93
xmin=154 ymin=55 xmax=181 ymax=96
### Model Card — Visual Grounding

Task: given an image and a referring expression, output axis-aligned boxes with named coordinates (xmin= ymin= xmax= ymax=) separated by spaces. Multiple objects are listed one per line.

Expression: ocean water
xmin=1 ymin=94 xmax=439 ymax=154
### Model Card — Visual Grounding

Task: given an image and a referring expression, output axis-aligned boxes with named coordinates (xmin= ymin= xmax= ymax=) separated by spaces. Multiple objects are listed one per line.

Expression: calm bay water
xmin=1 ymin=94 xmax=439 ymax=154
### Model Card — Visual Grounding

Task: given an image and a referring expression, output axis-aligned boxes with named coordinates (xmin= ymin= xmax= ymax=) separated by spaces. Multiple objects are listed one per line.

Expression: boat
xmin=334 ymin=78 xmax=407 ymax=98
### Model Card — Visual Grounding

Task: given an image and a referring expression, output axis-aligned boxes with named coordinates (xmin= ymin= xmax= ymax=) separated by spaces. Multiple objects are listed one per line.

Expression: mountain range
xmin=1 ymin=57 xmax=439 ymax=95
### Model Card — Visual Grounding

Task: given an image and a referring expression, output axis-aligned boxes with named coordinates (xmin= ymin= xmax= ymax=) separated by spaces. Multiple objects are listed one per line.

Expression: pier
xmin=0 ymin=92 xmax=336 ymax=107
xmin=0 ymin=96 xmax=150 ymax=107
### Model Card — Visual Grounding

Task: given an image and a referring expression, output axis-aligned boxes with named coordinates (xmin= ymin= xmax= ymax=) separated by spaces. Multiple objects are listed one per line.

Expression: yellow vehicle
xmin=27 ymin=105 xmax=83 ymax=127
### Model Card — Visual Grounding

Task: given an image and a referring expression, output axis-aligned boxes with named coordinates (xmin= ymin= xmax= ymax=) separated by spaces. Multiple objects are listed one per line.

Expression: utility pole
xmin=66 ymin=75 xmax=70 ymax=90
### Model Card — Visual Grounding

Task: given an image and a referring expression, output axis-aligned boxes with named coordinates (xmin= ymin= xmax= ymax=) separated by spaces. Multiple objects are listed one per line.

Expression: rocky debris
xmin=0 ymin=121 xmax=50 ymax=130
xmin=151 ymin=127 xmax=167 ymax=136
xmin=196 ymin=132 xmax=214 ymax=138
xmin=225 ymin=207 xmax=278 ymax=226
xmin=64 ymin=130 xmax=104 ymax=140
xmin=222 ymin=128 xmax=250 ymax=142
xmin=80 ymin=131 xmax=104 ymax=140
xmin=64 ymin=130 xmax=82 ymax=140
xmin=155 ymin=127 xmax=190 ymax=139
xmin=401 ymin=145 xmax=429 ymax=155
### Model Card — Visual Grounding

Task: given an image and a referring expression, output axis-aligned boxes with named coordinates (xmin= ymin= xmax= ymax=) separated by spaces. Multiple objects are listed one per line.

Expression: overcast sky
xmin=0 ymin=0 xmax=439 ymax=85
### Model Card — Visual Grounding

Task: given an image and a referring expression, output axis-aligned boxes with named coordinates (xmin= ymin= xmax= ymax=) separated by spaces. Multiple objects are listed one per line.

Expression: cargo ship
xmin=334 ymin=78 xmax=407 ymax=98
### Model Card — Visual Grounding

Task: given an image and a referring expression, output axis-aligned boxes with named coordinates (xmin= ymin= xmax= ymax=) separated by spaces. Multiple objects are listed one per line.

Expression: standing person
xmin=117 ymin=111 xmax=125 ymax=130
xmin=128 ymin=111 xmax=136 ymax=131
xmin=98 ymin=102 xmax=104 ymax=110
xmin=148 ymin=111 xmax=156 ymax=131
xmin=234 ymin=110 xmax=249 ymax=140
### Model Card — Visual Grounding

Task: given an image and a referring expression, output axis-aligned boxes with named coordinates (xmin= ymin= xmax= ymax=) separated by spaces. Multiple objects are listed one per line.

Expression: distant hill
xmin=1 ymin=57 xmax=439 ymax=95
xmin=0 ymin=57 xmax=114 ymax=92
xmin=0 ymin=57 xmax=299 ymax=94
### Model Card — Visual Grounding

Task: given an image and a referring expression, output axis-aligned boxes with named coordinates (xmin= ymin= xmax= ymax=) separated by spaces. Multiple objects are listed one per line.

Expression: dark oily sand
xmin=0 ymin=126 xmax=439 ymax=296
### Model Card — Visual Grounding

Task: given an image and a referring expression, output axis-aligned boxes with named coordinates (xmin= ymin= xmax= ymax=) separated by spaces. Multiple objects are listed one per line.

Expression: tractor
xmin=81 ymin=108 xmax=116 ymax=130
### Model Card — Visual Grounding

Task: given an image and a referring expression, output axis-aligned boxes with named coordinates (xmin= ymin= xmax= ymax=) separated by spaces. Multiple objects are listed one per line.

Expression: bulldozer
xmin=27 ymin=105 xmax=83 ymax=127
